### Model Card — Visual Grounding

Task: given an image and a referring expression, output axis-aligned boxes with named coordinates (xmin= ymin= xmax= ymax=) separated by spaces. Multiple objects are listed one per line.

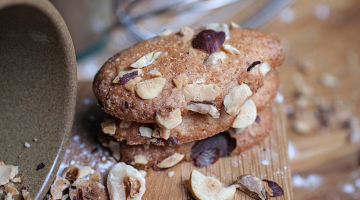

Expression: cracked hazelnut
xmin=69 ymin=179 xmax=107 ymax=200
xmin=147 ymin=69 xmax=162 ymax=77
xmin=224 ymin=84 xmax=252 ymax=116
xmin=186 ymin=102 xmax=220 ymax=118
xmin=61 ymin=165 xmax=92 ymax=182
xmin=190 ymin=170 xmax=236 ymax=200
xmin=113 ymin=69 xmax=142 ymax=84
xmin=130 ymin=51 xmax=162 ymax=69
xmin=139 ymin=127 xmax=153 ymax=138
xmin=4 ymin=184 xmax=19 ymax=196
xmin=107 ymin=163 xmax=146 ymax=200
xmin=101 ymin=117 xmax=116 ymax=135
xmin=155 ymin=108 xmax=182 ymax=129
xmin=173 ymin=74 xmax=188 ymax=89
xmin=124 ymin=77 xmax=143 ymax=92
xmin=180 ymin=26 xmax=194 ymax=43
xmin=234 ymin=174 xmax=271 ymax=200
xmin=232 ymin=99 xmax=257 ymax=128
xmin=156 ymin=153 xmax=184 ymax=168
xmin=222 ymin=44 xmax=240 ymax=55
xmin=0 ymin=163 xmax=18 ymax=185
xmin=205 ymin=52 xmax=227 ymax=66
xmin=184 ymin=84 xmax=220 ymax=101
xmin=50 ymin=176 xmax=70 ymax=200
xmin=135 ymin=77 xmax=167 ymax=99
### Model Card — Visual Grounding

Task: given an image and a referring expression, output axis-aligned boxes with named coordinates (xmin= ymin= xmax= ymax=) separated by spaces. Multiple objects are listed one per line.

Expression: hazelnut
xmin=232 ymin=99 xmax=257 ymax=128
xmin=234 ymin=174 xmax=272 ymax=200
xmin=0 ymin=163 xmax=18 ymax=185
xmin=189 ymin=170 xmax=236 ymax=200
xmin=21 ymin=190 xmax=31 ymax=200
xmin=156 ymin=153 xmax=184 ymax=168
xmin=101 ymin=117 xmax=116 ymax=135
xmin=113 ymin=69 xmax=142 ymax=84
xmin=158 ymin=28 xmax=172 ymax=37
xmin=205 ymin=52 xmax=227 ymax=66
xmin=222 ymin=44 xmax=240 ymax=55
xmin=135 ymin=77 xmax=167 ymax=99
xmin=186 ymin=102 xmax=220 ymax=118
xmin=4 ymin=184 xmax=19 ymax=196
xmin=180 ymin=26 xmax=195 ymax=43
xmin=134 ymin=155 xmax=148 ymax=165
xmin=259 ymin=62 xmax=271 ymax=76
xmin=130 ymin=51 xmax=162 ymax=69
xmin=124 ymin=77 xmax=143 ymax=92
xmin=61 ymin=165 xmax=92 ymax=182
xmin=147 ymin=69 xmax=162 ymax=77
xmin=139 ymin=127 xmax=153 ymax=138
xmin=155 ymin=108 xmax=182 ymax=130
xmin=173 ymin=74 xmax=188 ymax=89
xmin=224 ymin=84 xmax=252 ymax=116
xmin=184 ymin=84 xmax=220 ymax=101
xmin=107 ymin=163 xmax=146 ymax=200
xmin=50 ymin=176 xmax=70 ymax=200
xmin=69 ymin=179 xmax=107 ymax=200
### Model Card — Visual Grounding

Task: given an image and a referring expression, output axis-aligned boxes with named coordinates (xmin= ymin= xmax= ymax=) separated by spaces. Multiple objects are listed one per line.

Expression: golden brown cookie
xmin=93 ymin=26 xmax=284 ymax=124
xmin=101 ymin=70 xmax=278 ymax=146
xmin=99 ymin=107 xmax=272 ymax=170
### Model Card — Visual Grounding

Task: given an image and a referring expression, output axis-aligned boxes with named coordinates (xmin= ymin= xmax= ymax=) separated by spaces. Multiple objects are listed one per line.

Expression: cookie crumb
xmin=33 ymin=138 xmax=38 ymax=143
xmin=36 ymin=163 xmax=45 ymax=171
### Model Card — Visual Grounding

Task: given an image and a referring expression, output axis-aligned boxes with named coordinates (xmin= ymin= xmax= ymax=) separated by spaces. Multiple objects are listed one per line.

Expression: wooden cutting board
xmin=60 ymin=82 xmax=293 ymax=200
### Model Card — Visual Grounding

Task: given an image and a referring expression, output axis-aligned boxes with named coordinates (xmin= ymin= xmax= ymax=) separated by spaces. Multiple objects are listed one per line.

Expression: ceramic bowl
xmin=0 ymin=0 xmax=76 ymax=199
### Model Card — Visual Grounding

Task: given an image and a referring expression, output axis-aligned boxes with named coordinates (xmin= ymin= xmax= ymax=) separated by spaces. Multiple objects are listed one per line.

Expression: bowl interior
xmin=0 ymin=1 xmax=76 ymax=199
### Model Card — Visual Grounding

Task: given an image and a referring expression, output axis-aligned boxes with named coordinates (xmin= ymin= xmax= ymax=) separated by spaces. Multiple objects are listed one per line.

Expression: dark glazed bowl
xmin=0 ymin=0 xmax=76 ymax=199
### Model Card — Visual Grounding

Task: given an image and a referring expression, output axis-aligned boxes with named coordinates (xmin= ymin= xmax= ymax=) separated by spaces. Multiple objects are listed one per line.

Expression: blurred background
xmin=51 ymin=0 xmax=360 ymax=199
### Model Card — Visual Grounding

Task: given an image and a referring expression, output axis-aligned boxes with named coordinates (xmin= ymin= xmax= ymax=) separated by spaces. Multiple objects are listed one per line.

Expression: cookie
xmin=100 ymin=107 xmax=272 ymax=170
xmin=102 ymin=70 xmax=278 ymax=146
xmin=93 ymin=25 xmax=284 ymax=124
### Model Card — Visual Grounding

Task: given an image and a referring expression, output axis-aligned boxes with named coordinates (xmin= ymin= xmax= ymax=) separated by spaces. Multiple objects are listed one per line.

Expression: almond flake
xmin=224 ymin=84 xmax=252 ymax=116
xmin=147 ymin=69 xmax=162 ymax=77
xmin=130 ymin=51 xmax=162 ymax=69
xmin=259 ymin=62 xmax=271 ymax=76
xmin=50 ymin=176 xmax=70 ymax=200
xmin=119 ymin=120 xmax=132 ymax=129
xmin=230 ymin=22 xmax=241 ymax=29
xmin=0 ymin=164 xmax=18 ymax=185
xmin=134 ymin=155 xmax=148 ymax=165
xmin=232 ymin=99 xmax=257 ymax=128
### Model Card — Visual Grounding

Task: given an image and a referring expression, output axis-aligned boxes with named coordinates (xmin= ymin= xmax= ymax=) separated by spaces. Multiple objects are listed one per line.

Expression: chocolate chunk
xmin=36 ymin=162 xmax=45 ymax=171
xmin=262 ymin=179 xmax=284 ymax=197
xmin=195 ymin=148 xmax=220 ymax=167
xmin=118 ymin=71 xmax=139 ymax=84
xmin=247 ymin=61 xmax=261 ymax=72
xmin=255 ymin=115 xmax=261 ymax=123
xmin=192 ymin=30 xmax=225 ymax=53
xmin=191 ymin=132 xmax=236 ymax=167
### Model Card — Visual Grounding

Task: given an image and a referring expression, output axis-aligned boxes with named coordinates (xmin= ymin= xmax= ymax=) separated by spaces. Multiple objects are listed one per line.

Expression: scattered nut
xmin=156 ymin=153 xmax=184 ymax=168
xmin=247 ymin=61 xmax=262 ymax=72
xmin=139 ymin=170 xmax=147 ymax=178
xmin=124 ymin=77 xmax=143 ymax=92
xmin=130 ymin=51 xmax=162 ymax=69
xmin=69 ymin=179 xmax=107 ymax=200
xmin=232 ymin=99 xmax=257 ymax=128
xmin=50 ymin=176 xmax=70 ymax=200
xmin=155 ymin=108 xmax=182 ymax=129
xmin=0 ymin=163 xmax=18 ymax=185
xmin=205 ymin=52 xmax=227 ymax=65
xmin=224 ymin=84 xmax=253 ymax=116
xmin=319 ymin=73 xmax=339 ymax=88
xmin=107 ymin=163 xmax=146 ymax=200
xmin=190 ymin=170 xmax=236 ymax=200
xmin=259 ymin=62 xmax=271 ymax=76
xmin=4 ymin=184 xmax=19 ymax=196
xmin=184 ymin=84 xmax=220 ymax=101
xmin=4 ymin=193 xmax=12 ymax=200
xmin=24 ymin=142 xmax=30 ymax=148
xmin=139 ymin=127 xmax=153 ymax=138
xmin=158 ymin=28 xmax=172 ymax=37
xmin=234 ymin=174 xmax=271 ymax=200
xmin=21 ymin=189 xmax=31 ymax=200
xmin=202 ymin=23 xmax=230 ymax=40
xmin=61 ymin=194 xmax=68 ymax=200
xmin=180 ymin=26 xmax=195 ymax=43
xmin=33 ymin=138 xmax=38 ymax=142
xmin=113 ymin=69 xmax=142 ymax=84
xmin=108 ymin=140 xmax=121 ymax=161
xmin=134 ymin=155 xmax=148 ymax=165
xmin=61 ymin=165 xmax=92 ymax=182
xmin=192 ymin=30 xmax=225 ymax=53
xmin=167 ymin=171 xmax=175 ymax=178
xmin=135 ymin=77 xmax=166 ymax=99
xmin=147 ymin=69 xmax=162 ymax=77
xmin=89 ymin=172 xmax=101 ymax=182
xmin=101 ymin=117 xmax=116 ymax=135
xmin=230 ymin=22 xmax=241 ymax=29
xmin=222 ymin=44 xmax=240 ymax=55
xmin=10 ymin=175 xmax=21 ymax=183
xmin=160 ymin=129 xmax=171 ymax=140
xmin=173 ymin=74 xmax=188 ymax=89
xmin=120 ymin=120 xmax=133 ymax=129
xmin=186 ymin=102 xmax=220 ymax=118
xmin=292 ymin=111 xmax=317 ymax=134
xmin=291 ymin=72 xmax=314 ymax=96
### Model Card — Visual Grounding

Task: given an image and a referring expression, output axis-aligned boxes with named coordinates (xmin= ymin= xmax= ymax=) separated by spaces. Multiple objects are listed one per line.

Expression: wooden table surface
xmin=67 ymin=0 xmax=360 ymax=199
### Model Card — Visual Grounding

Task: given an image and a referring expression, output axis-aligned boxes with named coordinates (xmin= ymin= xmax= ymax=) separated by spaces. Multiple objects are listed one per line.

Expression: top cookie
xmin=93 ymin=24 xmax=284 ymax=124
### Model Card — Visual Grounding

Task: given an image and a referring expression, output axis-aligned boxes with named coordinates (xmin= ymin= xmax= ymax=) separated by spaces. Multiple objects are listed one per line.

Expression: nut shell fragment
xmin=232 ymin=99 xmax=257 ymax=128
xmin=0 ymin=163 xmax=17 ymax=185
xmin=224 ymin=84 xmax=252 ymax=116
xmin=156 ymin=153 xmax=184 ymax=168
xmin=190 ymin=170 xmax=236 ymax=200
xmin=130 ymin=51 xmax=162 ymax=69
xmin=135 ymin=77 xmax=166 ymax=99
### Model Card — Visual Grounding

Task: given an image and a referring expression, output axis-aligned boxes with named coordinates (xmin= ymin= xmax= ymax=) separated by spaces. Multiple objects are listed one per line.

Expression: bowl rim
xmin=0 ymin=0 xmax=77 ymax=198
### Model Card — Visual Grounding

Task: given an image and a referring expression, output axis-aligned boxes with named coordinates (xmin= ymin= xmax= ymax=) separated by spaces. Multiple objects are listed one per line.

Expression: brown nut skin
xmin=93 ymin=27 xmax=284 ymax=123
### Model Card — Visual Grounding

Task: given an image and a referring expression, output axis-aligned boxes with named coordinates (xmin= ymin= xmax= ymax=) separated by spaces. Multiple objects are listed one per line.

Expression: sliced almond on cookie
xmin=135 ymin=77 xmax=166 ymax=99
xmin=147 ymin=69 xmax=162 ymax=77
xmin=107 ymin=163 xmax=146 ymax=200
xmin=259 ymin=62 xmax=271 ymax=76
xmin=156 ymin=153 xmax=184 ymax=169
xmin=189 ymin=170 xmax=236 ymax=200
xmin=184 ymin=84 xmax=220 ymax=101
xmin=186 ymin=102 xmax=220 ymax=118
xmin=232 ymin=99 xmax=257 ymax=128
xmin=130 ymin=51 xmax=162 ymax=69
xmin=224 ymin=84 xmax=252 ymax=116
xmin=113 ymin=69 xmax=142 ymax=84
xmin=158 ymin=28 xmax=172 ymax=37
xmin=155 ymin=108 xmax=182 ymax=129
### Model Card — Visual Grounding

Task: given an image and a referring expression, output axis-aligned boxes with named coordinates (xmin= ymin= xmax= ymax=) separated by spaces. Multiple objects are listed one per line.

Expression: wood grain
xmin=62 ymin=82 xmax=292 ymax=200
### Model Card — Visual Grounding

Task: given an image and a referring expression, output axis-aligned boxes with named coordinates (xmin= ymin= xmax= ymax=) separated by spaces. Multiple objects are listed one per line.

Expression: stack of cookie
xmin=93 ymin=23 xmax=284 ymax=170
